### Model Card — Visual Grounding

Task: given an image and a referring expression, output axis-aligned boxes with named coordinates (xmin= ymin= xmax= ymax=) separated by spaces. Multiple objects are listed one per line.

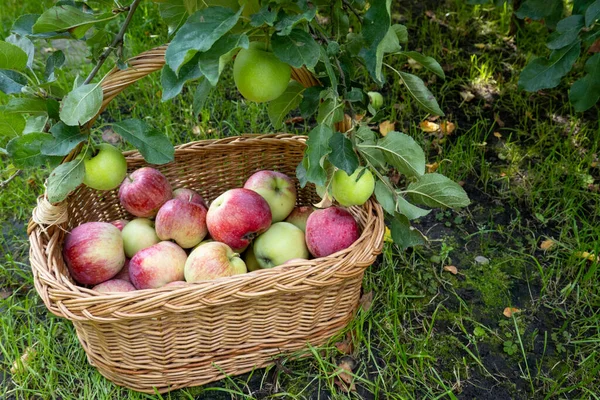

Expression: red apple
xmin=184 ymin=242 xmax=247 ymax=282
xmin=244 ymin=170 xmax=297 ymax=222
xmin=118 ymin=167 xmax=172 ymax=218
xmin=114 ymin=259 xmax=131 ymax=282
xmin=92 ymin=279 xmax=136 ymax=293
xmin=155 ymin=198 xmax=208 ymax=248
xmin=284 ymin=206 xmax=314 ymax=232
xmin=173 ymin=188 xmax=208 ymax=209
xmin=63 ymin=222 xmax=125 ymax=285
xmin=305 ymin=207 xmax=360 ymax=258
xmin=206 ymin=188 xmax=271 ymax=252
xmin=129 ymin=241 xmax=187 ymax=289
xmin=110 ymin=219 xmax=129 ymax=231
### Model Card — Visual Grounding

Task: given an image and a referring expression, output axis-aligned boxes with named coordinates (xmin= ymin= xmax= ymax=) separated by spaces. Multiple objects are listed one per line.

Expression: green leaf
xmin=359 ymin=0 xmax=391 ymax=84
xmin=404 ymin=173 xmax=470 ymax=209
xmin=516 ymin=0 xmax=564 ymax=27
xmin=268 ymin=81 xmax=304 ymax=129
xmin=159 ymin=0 xmax=188 ymax=36
xmin=271 ymin=29 xmax=320 ymax=69
xmin=0 ymin=113 xmax=25 ymax=138
xmin=60 ymin=83 xmax=103 ymax=126
xmin=11 ymin=14 xmax=39 ymax=36
xmin=275 ymin=5 xmax=317 ymax=36
xmin=6 ymin=133 xmax=61 ymax=168
xmin=0 ymin=70 xmax=27 ymax=95
xmin=547 ymin=15 xmax=585 ymax=50
xmin=23 ymin=115 xmax=48 ymax=134
xmin=332 ymin=1 xmax=349 ymax=38
xmin=320 ymin=47 xmax=338 ymax=90
xmin=394 ymin=70 xmax=445 ymax=116
xmin=250 ymin=4 xmax=277 ymax=27
xmin=193 ymin=78 xmax=213 ymax=117
xmin=396 ymin=195 xmax=431 ymax=220
xmin=299 ymin=86 xmax=322 ymax=118
xmin=46 ymin=159 xmax=85 ymax=203
xmin=355 ymin=125 xmax=377 ymax=142
xmin=296 ymin=161 xmax=308 ymax=188
xmin=33 ymin=6 xmax=109 ymax=39
xmin=41 ymin=122 xmax=87 ymax=156
xmin=391 ymin=214 xmax=427 ymax=249
xmin=356 ymin=126 xmax=387 ymax=169
xmin=165 ymin=6 xmax=242 ymax=73
xmin=569 ymin=53 xmax=600 ymax=111
xmin=304 ymin=124 xmax=333 ymax=186
xmin=317 ymin=97 xmax=344 ymax=127
xmin=45 ymin=50 xmax=66 ymax=81
xmin=401 ymin=51 xmax=445 ymax=79
xmin=392 ymin=24 xmax=408 ymax=44
xmin=4 ymin=97 xmax=50 ymax=114
xmin=6 ymin=34 xmax=34 ymax=69
xmin=112 ymin=119 xmax=174 ymax=164
xmin=197 ymin=34 xmax=249 ymax=86
xmin=161 ymin=53 xmax=203 ymax=101
xmin=328 ymin=132 xmax=359 ymax=175
xmin=586 ymin=0 xmax=600 ymax=27
xmin=374 ymin=180 xmax=395 ymax=215
xmin=519 ymin=40 xmax=581 ymax=92
xmin=359 ymin=131 xmax=425 ymax=177
xmin=0 ymin=41 xmax=28 ymax=71
xmin=360 ymin=26 xmax=400 ymax=85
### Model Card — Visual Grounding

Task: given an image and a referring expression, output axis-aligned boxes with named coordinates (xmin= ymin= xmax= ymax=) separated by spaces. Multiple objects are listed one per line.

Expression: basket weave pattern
xmin=28 ymin=47 xmax=385 ymax=393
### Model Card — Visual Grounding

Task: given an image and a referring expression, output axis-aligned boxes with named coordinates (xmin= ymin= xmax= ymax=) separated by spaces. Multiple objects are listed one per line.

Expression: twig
xmin=0 ymin=170 xmax=21 ymax=189
xmin=83 ymin=0 xmax=142 ymax=85
xmin=342 ymin=0 xmax=363 ymax=23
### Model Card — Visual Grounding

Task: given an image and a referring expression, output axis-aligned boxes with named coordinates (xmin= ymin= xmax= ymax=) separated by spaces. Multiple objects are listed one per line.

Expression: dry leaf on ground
xmin=0 ymin=290 xmax=12 ymax=300
xmin=440 ymin=121 xmax=455 ymax=135
xmin=11 ymin=347 xmax=36 ymax=375
xmin=503 ymin=307 xmax=521 ymax=318
xmin=540 ymin=239 xmax=556 ymax=251
xmin=420 ymin=121 xmax=440 ymax=132
xmin=334 ymin=357 xmax=357 ymax=392
xmin=379 ymin=120 xmax=395 ymax=136
xmin=334 ymin=332 xmax=355 ymax=355
xmin=494 ymin=113 xmax=505 ymax=128
xmin=460 ymin=90 xmax=475 ymax=102
xmin=589 ymin=39 xmax=600 ymax=53
xmin=426 ymin=162 xmax=439 ymax=173
xmin=359 ymin=291 xmax=373 ymax=312
xmin=443 ymin=265 xmax=458 ymax=275
xmin=493 ymin=131 xmax=502 ymax=138
xmin=285 ymin=116 xmax=304 ymax=124
xmin=575 ymin=251 xmax=597 ymax=262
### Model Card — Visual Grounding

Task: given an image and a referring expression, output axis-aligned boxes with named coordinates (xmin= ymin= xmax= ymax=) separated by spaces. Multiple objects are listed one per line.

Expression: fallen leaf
xmin=284 ymin=116 xmax=304 ymax=124
xmin=503 ymin=307 xmax=521 ymax=318
xmin=494 ymin=113 xmax=505 ymax=128
xmin=493 ymin=131 xmax=502 ymax=138
xmin=192 ymin=126 xmax=201 ymax=135
xmin=575 ymin=251 xmax=597 ymax=262
xmin=384 ymin=226 xmax=393 ymax=243
xmin=0 ymin=290 xmax=11 ymax=300
xmin=359 ymin=291 xmax=373 ymax=312
xmin=407 ymin=58 xmax=423 ymax=70
xmin=420 ymin=121 xmax=440 ymax=132
xmin=334 ymin=332 xmax=355 ymax=355
xmin=474 ymin=43 xmax=486 ymax=49
xmin=589 ymin=39 xmax=600 ymax=54
xmin=426 ymin=162 xmax=439 ymax=173
xmin=440 ymin=121 xmax=455 ymax=135
xmin=11 ymin=347 xmax=36 ymax=375
xmin=443 ymin=265 xmax=458 ymax=275
xmin=428 ymin=115 xmax=440 ymax=122
xmin=458 ymin=181 xmax=465 ymax=186
xmin=460 ymin=90 xmax=475 ymax=102
xmin=379 ymin=120 xmax=395 ymax=136
xmin=540 ymin=239 xmax=556 ymax=251
xmin=334 ymin=357 xmax=357 ymax=392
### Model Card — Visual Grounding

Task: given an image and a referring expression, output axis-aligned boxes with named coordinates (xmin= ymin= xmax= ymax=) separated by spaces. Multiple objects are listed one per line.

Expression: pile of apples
xmin=63 ymin=168 xmax=362 ymax=292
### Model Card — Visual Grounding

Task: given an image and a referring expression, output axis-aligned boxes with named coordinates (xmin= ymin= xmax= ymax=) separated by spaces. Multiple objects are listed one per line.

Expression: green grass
xmin=2 ymin=0 xmax=600 ymax=399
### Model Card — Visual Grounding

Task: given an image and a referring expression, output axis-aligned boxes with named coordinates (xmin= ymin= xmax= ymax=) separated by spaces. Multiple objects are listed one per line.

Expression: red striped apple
xmin=118 ymin=167 xmax=172 ymax=218
xmin=92 ymin=279 xmax=136 ymax=293
xmin=253 ymin=222 xmax=309 ymax=268
xmin=184 ymin=242 xmax=247 ymax=282
xmin=121 ymin=218 xmax=160 ymax=258
xmin=129 ymin=241 xmax=187 ymax=289
xmin=284 ymin=206 xmax=314 ymax=232
xmin=63 ymin=222 xmax=125 ymax=285
xmin=244 ymin=170 xmax=296 ymax=222
xmin=173 ymin=188 xmax=208 ymax=209
xmin=305 ymin=207 xmax=360 ymax=258
xmin=206 ymin=188 xmax=271 ymax=252
xmin=155 ymin=198 xmax=208 ymax=248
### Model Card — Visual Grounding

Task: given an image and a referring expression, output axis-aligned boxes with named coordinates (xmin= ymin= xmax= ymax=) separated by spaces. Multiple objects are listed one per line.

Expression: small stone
xmin=474 ymin=256 xmax=490 ymax=265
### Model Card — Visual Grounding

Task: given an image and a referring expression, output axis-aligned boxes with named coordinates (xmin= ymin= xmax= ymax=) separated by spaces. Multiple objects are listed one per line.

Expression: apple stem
xmin=127 ymin=174 xmax=134 ymax=183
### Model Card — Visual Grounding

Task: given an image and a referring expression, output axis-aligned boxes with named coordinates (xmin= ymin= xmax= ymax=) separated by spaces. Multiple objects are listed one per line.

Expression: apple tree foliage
xmin=468 ymin=0 xmax=600 ymax=112
xmin=0 ymin=0 xmax=470 ymax=249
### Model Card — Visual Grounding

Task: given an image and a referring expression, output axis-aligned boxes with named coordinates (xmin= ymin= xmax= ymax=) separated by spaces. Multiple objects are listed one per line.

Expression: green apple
xmin=121 ymin=218 xmax=160 ymax=258
xmin=243 ymin=170 xmax=297 ymax=222
xmin=243 ymin=245 xmax=262 ymax=272
xmin=368 ymin=91 xmax=384 ymax=110
xmin=253 ymin=222 xmax=309 ymax=269
xmin=233 ymin=42 xmax=291 ymax=103
xmin=331 ymin=167 xmax=375 ymax=206
xmin=82 ymin=143 xmax=128 ymax=191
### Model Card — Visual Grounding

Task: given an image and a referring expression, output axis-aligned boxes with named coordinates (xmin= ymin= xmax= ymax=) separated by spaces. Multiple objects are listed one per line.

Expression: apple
xmin=164 ymin=280 xmax=188 ymax=287
xmin=118 ymin=167 xmax=172 ymax=218
xmin=184 ymin=242 xmax=247 ymax=282
xmin=243 ymin=245 xmax=261 ymax=272
xmin=129 ymin=241 xmax=187 ymax=289
xmin=206 ymin=188 xmax=272 ymax=252
xmin=305 ymin=207 xmax=360 ymax=258
xmin=244 ymin=170 xmax=297 ymax=222
xmin=253 ymin=222 xmax=309 ymax=268
xmin=192 ymin=239 xmax=214 ymax=250
xmin=284 ymin=206 xmax=314 ymax=232
xmin=63 ymin=222 xmax=125 ymax=285
xmin=173 ymin=188 xmax=208 ymax=209
xmin=114 ymin=259 xmax=131 ymax=282
xmin=110 ymin=219 xmax=129 ymax=231
xmin=367 ymin=91 xmax=384 ymax=110
xmin=82 ymin=143 xmax=128 ymax=191
xmin=331 ymin=167 xmax=375 ymax=206
xmin=92 ymin=279 xmax=136 ymax=293
xmin=121 ymin=218 xmax=160 ymax=258
xmin=155 ymin=198 xmax=208 ymax=248
xmin=233 ymin=41 xmax=291 ymax=103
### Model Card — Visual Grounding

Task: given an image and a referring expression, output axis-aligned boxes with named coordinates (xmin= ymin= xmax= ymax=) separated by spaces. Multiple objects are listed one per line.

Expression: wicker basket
xmin=27 ymin=46 xmax=385 ymax=394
